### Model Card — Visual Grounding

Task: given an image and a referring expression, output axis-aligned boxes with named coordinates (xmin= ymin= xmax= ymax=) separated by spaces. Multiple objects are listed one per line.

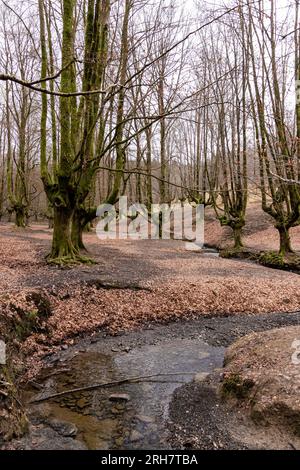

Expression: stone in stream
xmin=130 ymin=430 xmax=143 ymax=442
xmin=109 ymin=393 xmax=130 ymax=402
xmin=111 ymin=406 xmax=123 ymax=415
xmin=115 ymin=437 xmax=124 ymax=446
xmin=47 ymin=419 xmax=78 ymax=437
xmin=76 ymin=397 xmax=90 ymax=409
xmin=115 ymin=403 xmax=125 ymax=410
xmin=136 ymin=414 xmax=155 ymax=424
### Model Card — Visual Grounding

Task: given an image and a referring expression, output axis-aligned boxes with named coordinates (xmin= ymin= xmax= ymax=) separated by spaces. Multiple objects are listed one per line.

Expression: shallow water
xmin=27 ymin=338 xmax=224 ymax=449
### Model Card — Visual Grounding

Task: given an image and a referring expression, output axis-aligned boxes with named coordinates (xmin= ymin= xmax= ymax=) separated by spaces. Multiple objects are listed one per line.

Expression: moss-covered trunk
xmin=218 ymin=216 xmax=245 ymax=250
xmin=48 ymin=206 xmax=77 ymax=263
xmin=72 ymin=206 xmax=97 ymax=252
xmin=37 ymin=0 xmax=111 ymax=265
xmin=71 ymin=210 xmax=86 ymax=252
xmin=233 ymin=225 xmax=243 ymax=249
xmin=15 ymin=206 xmax=27 ymax=228
xmin=278 ymin=226 xmax=293 ymax=255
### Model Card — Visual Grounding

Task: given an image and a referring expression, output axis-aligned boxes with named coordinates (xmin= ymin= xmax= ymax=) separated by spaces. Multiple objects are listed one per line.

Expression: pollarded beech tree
xmin=246 ymin=0 xmax=300 ymax=255
xmin=208 ymin=15 xmax=249 ymax=250
xmin=38 ymin=0 xmax=114 ymax=264
xmin=1 ymin=11 xmax=39 ymax=228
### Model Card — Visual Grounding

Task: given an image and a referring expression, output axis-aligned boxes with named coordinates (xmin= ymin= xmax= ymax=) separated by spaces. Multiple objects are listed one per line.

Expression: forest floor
xmin=1 ymin=201 xmax=300 ymax=376
xmin=205 ymin=199 xmax=300 ymax=252
xmin=2 ymin=201 xmax=300 ymax=449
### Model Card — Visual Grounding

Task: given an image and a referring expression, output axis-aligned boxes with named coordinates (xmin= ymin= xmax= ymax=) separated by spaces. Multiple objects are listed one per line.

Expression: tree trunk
xmin=278 ymin=226 xmax=293 ymax=255
xmin=15 ymin=206 xmax=26 ymax=228
xmin=158 ymin=75 xmax=167 ymax=203
xmin=49 ymin=206 xmax=77 ymax=263
xmin=233 ymin=226 xmax=243 ymax=249
xmin=71 ymin=211 xmax=86 ymax=252
xmin=145 ymin=127 xmax=152 ymax=212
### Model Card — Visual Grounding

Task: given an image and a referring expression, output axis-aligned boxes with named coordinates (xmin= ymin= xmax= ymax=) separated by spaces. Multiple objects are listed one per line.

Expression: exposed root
xmin=76 ymin=254 xmax=97 ymax=265
xmin=46 ymin=253 xmax=96 ymax=267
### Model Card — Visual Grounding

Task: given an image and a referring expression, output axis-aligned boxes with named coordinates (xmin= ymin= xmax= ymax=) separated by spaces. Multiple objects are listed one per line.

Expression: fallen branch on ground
xmin=30 ymin=371 xmax=197 ymax=403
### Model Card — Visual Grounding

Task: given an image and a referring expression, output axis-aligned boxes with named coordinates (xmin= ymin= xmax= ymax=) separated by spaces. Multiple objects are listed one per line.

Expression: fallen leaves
xmin=1 ymin=210 xmax=300 ymax=380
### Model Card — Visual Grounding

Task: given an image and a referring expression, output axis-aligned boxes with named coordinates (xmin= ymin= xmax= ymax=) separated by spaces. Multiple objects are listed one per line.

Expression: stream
xmin=21 ymin=336 xmax=224 ymax=450
xmin=10 ymin=308 xmax=300 ymax=450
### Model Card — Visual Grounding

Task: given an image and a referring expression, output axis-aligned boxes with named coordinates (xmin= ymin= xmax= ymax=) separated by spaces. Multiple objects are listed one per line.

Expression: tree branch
xmin=31 ymin=371 xmax=197 ymax=403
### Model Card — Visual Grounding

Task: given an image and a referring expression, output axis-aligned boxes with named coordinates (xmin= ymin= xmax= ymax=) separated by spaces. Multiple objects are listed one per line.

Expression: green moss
xmin=221 ymin=373 xmax=255 ymax=399
xmin=10 ymin=292 xmax=52 ymax=341
xmin=14 ymin=309 xmax=39 ymax=341
xmin=220 ymin=247 xmax=258 ymax=260
xmin=0 ymin=363 xmax=28 ymax=442
xmin=218 ymin=215 xmax=229 ymax=226
xmin=0 ymin=294 xmax=48 ymax=442
xmin=26 ymin=291 xmax=52 ymax=317
xmin=259 ymin=251 xmax=285 ymax=268
xmin=260 ymin=251 xmax=300 ymax=271
xmin=220 ymin=247 xmax=242 ymax=258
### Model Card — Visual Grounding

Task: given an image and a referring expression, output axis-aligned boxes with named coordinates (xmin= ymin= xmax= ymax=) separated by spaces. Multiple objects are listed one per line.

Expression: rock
xmin=130 ymin=430 xmax=143 ymax=442
xmin=136 ymin=414 xmax=155 ymax=424
xmin=109 ymin=393 xmax=130 ymax=402
xmin=115 ymin=403 xmax=125 ymax=410
xmin=194 ymin=372 xmax=209 ymax=383
xmin=198 ymin=351 xmax=210 ymax=359
xmin=20 ymin=427 xmax=87 ymax=450
xmin=76 ymin=397 xmax=89 ymax=409
xmin=61 ymin=345 xmax=68 ymax=350
xmin=111 ymin=407 xmax=123 ymax=415
xmin=115 ymin=437 xmax=124 ymax=446
xmin=48 ymin=419 xmax=78 ymax=437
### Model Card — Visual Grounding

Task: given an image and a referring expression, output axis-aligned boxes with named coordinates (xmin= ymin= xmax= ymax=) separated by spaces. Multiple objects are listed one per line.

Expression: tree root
xmin=46 ymin=253 xmax=96 ymax=267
